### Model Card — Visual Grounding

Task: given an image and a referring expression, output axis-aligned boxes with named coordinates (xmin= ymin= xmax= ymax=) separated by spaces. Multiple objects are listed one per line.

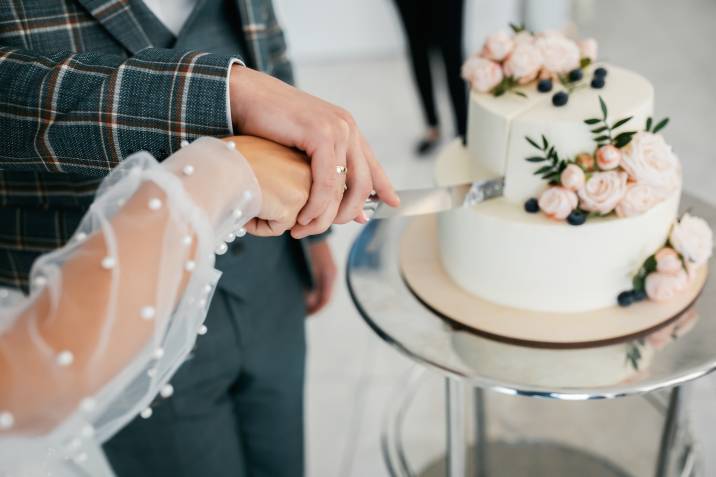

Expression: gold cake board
xmin=399 ymin=215 xmax=707 ymax=348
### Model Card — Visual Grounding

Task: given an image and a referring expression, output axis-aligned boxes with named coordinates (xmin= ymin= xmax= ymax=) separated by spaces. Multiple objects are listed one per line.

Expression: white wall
xmin=275 ymin=0 xmax=523 ymax=62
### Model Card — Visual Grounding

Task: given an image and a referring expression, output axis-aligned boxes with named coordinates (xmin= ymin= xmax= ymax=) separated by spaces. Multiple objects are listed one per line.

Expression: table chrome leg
xmin=381 ymin=366 xmax=425 ymax=477
xmin=446 ymin=378 xmax=466 ymax=477
xmin=655 ymin=386 xmax=681 ymax=477
xmin=473 ymin=388 xmax=488 ymax=477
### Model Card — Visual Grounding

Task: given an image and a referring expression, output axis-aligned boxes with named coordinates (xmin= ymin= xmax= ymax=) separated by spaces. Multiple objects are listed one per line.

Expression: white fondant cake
xmin=437 ymin=29 xmax=712 ymax=314
xmin=436 ymin=142 xmax=679 ymax=312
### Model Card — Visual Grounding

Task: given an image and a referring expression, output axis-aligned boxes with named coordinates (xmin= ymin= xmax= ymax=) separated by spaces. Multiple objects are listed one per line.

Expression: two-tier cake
xmin=435 ymin=26 xmax=712 ymax=314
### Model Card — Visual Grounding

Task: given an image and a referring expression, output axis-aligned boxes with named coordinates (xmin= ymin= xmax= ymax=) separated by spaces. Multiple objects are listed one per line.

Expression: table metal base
xmin=381 ymin=369 xmax=700 ymax=477
xmin=417 ymin=441 xmax=632 ymax=477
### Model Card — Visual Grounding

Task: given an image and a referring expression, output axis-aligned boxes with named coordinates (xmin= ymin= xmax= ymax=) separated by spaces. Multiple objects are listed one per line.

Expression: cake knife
xmin=363 ymin=176 xmax=505 ymax=219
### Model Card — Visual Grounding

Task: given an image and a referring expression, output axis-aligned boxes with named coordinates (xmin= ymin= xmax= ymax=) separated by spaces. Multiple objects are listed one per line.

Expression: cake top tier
xmin=471 ymin=64 xmax=653 ymax=124
xmin=461 ymin=27 xmax=658 ymax=206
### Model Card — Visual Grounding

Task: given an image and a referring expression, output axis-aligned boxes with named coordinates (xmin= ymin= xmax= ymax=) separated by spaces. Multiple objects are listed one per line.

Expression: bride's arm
xmin=0 ymin=137 xmax=309 ymax=436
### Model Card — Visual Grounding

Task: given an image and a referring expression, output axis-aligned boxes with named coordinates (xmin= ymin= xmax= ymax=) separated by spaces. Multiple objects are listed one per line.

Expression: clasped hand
xmin=229 ymin=67 xmax=400 ymax=239
xmin=226 ymin=136 xmax=314 ymax=237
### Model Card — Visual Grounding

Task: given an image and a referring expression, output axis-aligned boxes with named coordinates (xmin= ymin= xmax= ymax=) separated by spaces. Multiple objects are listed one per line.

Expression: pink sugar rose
xmin=595 ymin=144 xmax=622 ymax=170
xmin=535 ymin=34 xmax=580 ymax=74
xmin=560 ymin=164 xmax=585 ymax=191
xmin=655 ymin=247 xmax=684 ymax=275
xmin=578 ymin=171 xmax=628 ymax=215
xmin=480 ymin=30 xmax=514 ymax=62
xmin=645 ymin=270 xmax=689 ymax=302
xmin=538 ymin=186 xmax=578 ymax=220
xmin=461 ymin=57 xmax=504 ymax=93
xmin=685 ymin=261 xmax=702 ymax=283
xmin=615 ymin=183 xmax=660 ymax=218
xmin=503 ymin=42 xmax=543 ymax=84
xmin=621 ymin=132 xmax=681 ymax=197
xmin=579 ymin=38 xmax=598 ymax=62
xmin=669 ymin=214 xmax=714 ymax=267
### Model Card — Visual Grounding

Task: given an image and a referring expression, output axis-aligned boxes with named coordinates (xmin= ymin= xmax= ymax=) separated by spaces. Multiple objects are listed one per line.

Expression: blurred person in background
xmin=393 ymin=0 xmax=467 ymax=155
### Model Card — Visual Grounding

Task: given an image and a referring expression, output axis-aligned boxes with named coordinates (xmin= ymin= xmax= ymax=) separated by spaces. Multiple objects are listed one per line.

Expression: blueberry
xmin=567 ymin=210 xmax=586 ymax=226
xmin=552 ymin=91 xmax=569 ymax=106
xmin=594 ymin=67 xmax=608 ymax=78
xmin=618 ymin=291 xmax=635 ymax=307
xmin=568 ymin=69 xmax=583 ymax=82
xmin=591 ymin=77 xmax=605 ymax=89
xmin=632 ymin=289 xmax=647 ymax=302
xmin=537 ymin=79 xmax=553 ymax=93
xmin=524 ymin=198 xmax=540 ymax=213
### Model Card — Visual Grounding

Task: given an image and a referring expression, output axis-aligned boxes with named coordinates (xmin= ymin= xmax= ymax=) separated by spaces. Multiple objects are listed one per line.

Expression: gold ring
xmin=336 ymin=165 xmax=348 ymax=176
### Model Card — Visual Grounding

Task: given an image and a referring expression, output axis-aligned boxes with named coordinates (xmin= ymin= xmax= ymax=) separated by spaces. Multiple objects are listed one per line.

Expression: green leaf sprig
xmin=583 ymin=96 xmax=637 ymax=148
xmin=632 ymin=254 xmax=657 ymax=293
xmin=645 ymin=116 xmax=670 ymax=134
xmin=525 ymin=134 xmax=568 ymax=184
xmin=509 ymin=23 xmax=526 ymax=34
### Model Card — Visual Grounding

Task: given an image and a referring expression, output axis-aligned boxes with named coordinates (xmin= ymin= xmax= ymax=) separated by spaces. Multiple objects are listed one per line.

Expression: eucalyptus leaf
xmin=633 ymin=275 xmax=645 ymax=292
xmin=584 ymin=118 xmax=601 ymax=125
xmin=591 ymin=126 xmax=608 ymax=133
xmin=614 ymin=136 xmax=632 ymax=148
xmin=526 ymin=156 xmax=546 ymax=162
xmin=535 ymin=165 xmax=553 ymax=174
xmin=653 ymin=117 xmax=670 ymax=133
xmin=646 ymin=117 xmax=653 ymax=132
xmin=611 ymin=116 xmax=633 ymax=130
xmin=526 ymin=136 xmax=540 ymax=150
xmin=542 ymin=134 xmax=548 ymax=149
xmin=614 ymin=130 xmax=637 ymax=147
xmin=514 ymin=90 xmax=528 ymax=98
xmin=595 ymin=135 xmax=611 ymax=142
xmin=599 ymin=96 xmax=608 ymax=119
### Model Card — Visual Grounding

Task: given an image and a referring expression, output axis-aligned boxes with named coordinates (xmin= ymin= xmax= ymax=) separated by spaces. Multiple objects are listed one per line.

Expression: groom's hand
xmin=226 ymin=136 xmax=311 ymax=237
xmin=229 ymin=67 xmax=400 ymax=238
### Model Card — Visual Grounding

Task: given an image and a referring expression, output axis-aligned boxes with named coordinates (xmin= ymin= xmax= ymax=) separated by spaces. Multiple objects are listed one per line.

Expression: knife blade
xmin=363 ymin=176 xmax=505 ymax=219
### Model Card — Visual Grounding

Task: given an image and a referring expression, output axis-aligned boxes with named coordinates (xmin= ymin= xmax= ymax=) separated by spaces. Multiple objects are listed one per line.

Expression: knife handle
xmin=363 ymin=193 xmax=380 ymax=213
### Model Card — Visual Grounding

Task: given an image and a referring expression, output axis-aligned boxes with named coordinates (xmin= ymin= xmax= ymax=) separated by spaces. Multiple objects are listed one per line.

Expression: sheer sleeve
xmin=0 ymin=137 xmax=261 ymax=473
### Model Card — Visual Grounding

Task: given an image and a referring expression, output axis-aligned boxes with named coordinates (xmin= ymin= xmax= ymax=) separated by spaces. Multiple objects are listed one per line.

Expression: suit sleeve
xmin=0 ymin=46 xmax=240 ymax=176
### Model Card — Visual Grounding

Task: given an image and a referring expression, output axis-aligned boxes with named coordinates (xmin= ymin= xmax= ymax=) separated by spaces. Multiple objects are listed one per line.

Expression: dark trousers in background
xmin=394 ymin=0 xmax=467 ymax=138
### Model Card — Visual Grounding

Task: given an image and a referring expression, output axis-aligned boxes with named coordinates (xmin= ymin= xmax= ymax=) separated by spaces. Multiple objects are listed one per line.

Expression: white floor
xmin=297 ymin=1 xmax=716 ymax=476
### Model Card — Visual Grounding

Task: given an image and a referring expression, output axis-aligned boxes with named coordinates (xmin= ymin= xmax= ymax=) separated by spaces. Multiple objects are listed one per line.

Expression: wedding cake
xmin=435 ymin=26 xmax=713 ymax=314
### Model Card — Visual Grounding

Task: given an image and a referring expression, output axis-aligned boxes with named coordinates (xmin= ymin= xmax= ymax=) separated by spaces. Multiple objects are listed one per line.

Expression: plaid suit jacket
xmin=0 ymin=0 xmax=293 ymax=290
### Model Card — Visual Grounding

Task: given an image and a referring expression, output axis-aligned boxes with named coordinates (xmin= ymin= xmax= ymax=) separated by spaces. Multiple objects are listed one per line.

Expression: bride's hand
xmin=224 ymin=136 xmax=312 ymax=236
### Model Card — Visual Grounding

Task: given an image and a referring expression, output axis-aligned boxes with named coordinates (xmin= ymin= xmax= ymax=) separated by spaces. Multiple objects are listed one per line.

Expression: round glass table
xmin=346 ymin=193 xmax=716 ymax=477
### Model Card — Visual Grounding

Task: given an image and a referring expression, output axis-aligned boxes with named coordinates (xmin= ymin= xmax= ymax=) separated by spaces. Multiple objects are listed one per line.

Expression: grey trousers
xmin=104 ymin=249 xmax=307 ymax=477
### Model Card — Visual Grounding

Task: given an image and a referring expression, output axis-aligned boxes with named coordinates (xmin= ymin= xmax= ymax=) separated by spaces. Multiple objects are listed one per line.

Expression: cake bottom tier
xmin=435 ymin=141 xmax=681 ymax=313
